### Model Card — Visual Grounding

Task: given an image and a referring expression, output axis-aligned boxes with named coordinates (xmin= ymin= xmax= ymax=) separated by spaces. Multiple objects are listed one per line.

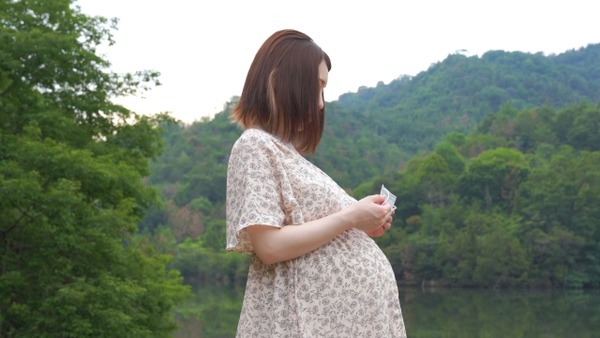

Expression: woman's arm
xmin=247 ymin=194 xmax=393 ymax=265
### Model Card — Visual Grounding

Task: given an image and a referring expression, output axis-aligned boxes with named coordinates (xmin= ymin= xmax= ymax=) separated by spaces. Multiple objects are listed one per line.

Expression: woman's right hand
xmin=342 ymin=195 xmax=392 ymax=235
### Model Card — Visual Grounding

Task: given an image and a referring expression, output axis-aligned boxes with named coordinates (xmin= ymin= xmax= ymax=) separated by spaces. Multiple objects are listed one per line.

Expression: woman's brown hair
xmin=231 ymin=29 xmax=332 ymax=155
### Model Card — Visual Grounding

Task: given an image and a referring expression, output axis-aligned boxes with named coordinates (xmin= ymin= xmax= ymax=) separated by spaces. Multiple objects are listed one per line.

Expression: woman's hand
xmin=367 ymin=208 xmax=394 ymax=237
xmin=341 ymin=195 xmax=393 ymax=236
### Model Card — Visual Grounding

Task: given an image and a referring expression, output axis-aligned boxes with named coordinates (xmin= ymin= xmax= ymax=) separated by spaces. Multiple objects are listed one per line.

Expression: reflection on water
xmin=175 ymin=284 xmax=600 ymax=338
xmin=401 ymin=287 xmax=600 ymax=338
xmin=174 ymin=284 xmax=245 ymax=338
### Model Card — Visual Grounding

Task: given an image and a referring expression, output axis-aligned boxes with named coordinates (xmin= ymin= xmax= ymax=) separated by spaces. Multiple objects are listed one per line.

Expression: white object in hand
xmin=380 ymin=185 xmax=397 ymax=210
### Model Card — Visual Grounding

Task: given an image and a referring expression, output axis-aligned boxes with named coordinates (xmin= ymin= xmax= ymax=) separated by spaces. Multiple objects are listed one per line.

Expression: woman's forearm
xmin=246 ymin=211 xmax=353 ymax=265
xmin=247 ymin=195 xmax=391 ymax=265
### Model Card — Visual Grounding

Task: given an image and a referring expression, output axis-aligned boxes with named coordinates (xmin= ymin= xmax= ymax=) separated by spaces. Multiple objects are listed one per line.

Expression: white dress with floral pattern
xmin=226 ymin=128 xmax=406 ymax=337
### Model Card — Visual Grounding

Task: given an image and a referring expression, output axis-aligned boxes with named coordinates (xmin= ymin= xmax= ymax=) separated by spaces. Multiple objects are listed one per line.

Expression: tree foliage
xmin=0 ymin=1 xmax=189 ymax=336
xmin=386 ymin=104 xmax=600 ymax=288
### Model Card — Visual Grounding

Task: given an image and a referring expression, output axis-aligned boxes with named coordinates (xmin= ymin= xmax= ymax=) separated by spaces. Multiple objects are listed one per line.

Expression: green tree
xmin=0 ymin=1 xmax=189 ymax=336
xmin=472 ymin=220 xmax=529 ymax=287
xmin=459 ymin=147 xmax=529 ymax=211
xmin=566 ymin=103 xmax=600 ymax=151
xmin=415 ymin=153 xmax=454 ymax=207
xmin=434 ymin=141 xmax=466 ymax=176
xmin=516 ymin=147 xmax=600 ymax=286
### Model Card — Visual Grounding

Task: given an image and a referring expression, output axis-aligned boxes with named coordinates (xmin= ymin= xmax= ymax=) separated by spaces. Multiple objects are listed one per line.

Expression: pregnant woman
xmin=226 ymin=29 xmax=407 ymax=337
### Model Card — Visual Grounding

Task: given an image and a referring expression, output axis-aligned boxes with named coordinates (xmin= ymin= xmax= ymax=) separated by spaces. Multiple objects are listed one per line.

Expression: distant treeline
xmin=140 ymin=44 xmax=600 ymax=289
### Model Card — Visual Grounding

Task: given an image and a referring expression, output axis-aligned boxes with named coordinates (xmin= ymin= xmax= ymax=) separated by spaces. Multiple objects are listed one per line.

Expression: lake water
xmin=174 ymin=284 xmax=600 ymax=338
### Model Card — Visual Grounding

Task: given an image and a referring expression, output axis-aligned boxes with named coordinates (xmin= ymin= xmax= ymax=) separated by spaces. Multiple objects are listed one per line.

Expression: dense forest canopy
xmin=142 ymin=43 xmax=600 ymax=290
xmin=0 ymin=1 xmax=189 ymax=336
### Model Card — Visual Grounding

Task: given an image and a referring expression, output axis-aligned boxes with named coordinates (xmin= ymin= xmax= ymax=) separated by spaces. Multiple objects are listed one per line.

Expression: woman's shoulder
xmin=234 ymin=128 xmax=291 ymax=152
xmin=234 ymin=128 xmax=265 ymax=143
xmin=239 ymin=128 xmax=271 ymax=141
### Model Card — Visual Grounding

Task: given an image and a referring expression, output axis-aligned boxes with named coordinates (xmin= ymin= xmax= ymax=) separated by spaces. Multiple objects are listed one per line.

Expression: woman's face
xmin=318 ymin=59 xmax=328 ymax=111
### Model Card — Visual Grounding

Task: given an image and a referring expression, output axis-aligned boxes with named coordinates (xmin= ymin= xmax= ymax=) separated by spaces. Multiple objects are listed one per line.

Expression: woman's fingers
xmin=368 ymin=219 xmax=392 ymax=237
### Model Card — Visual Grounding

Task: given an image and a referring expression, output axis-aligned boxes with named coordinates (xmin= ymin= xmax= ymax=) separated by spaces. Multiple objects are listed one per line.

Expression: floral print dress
xmin=226 ymin=128 xmax=407 ymax=337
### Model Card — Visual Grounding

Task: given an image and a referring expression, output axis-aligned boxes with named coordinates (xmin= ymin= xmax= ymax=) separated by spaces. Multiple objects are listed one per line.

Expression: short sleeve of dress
xmin=226 ymin=130 xmax=286 ymax=253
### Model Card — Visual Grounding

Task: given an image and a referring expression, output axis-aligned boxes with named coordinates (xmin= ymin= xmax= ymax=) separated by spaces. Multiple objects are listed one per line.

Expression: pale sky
xmin=76 ymin=0 xmax=599 ymax=124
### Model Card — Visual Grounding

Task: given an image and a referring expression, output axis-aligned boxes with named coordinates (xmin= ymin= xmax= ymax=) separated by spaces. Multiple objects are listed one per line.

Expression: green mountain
xmin=313 ymin=43 xmax=600 ymax=187
xmin=143 ymin=44 xmax=600 ymax=288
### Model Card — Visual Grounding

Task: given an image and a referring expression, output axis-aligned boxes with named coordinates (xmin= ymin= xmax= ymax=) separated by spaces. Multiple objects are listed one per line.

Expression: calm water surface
xmin=175 ymin=284 xmax=600 ymax=338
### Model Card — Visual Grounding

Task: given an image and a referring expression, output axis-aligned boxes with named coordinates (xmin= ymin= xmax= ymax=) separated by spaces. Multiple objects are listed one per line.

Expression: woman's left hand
xmin=367 ymin=209 xmax=394 ymax=237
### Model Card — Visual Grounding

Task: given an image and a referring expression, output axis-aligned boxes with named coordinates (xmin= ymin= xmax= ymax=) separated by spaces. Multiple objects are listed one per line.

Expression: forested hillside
xmin=141 ymin=44 xmax=600 ymax=289
xmin=315 ymin=44 xmax=600 ymax=187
